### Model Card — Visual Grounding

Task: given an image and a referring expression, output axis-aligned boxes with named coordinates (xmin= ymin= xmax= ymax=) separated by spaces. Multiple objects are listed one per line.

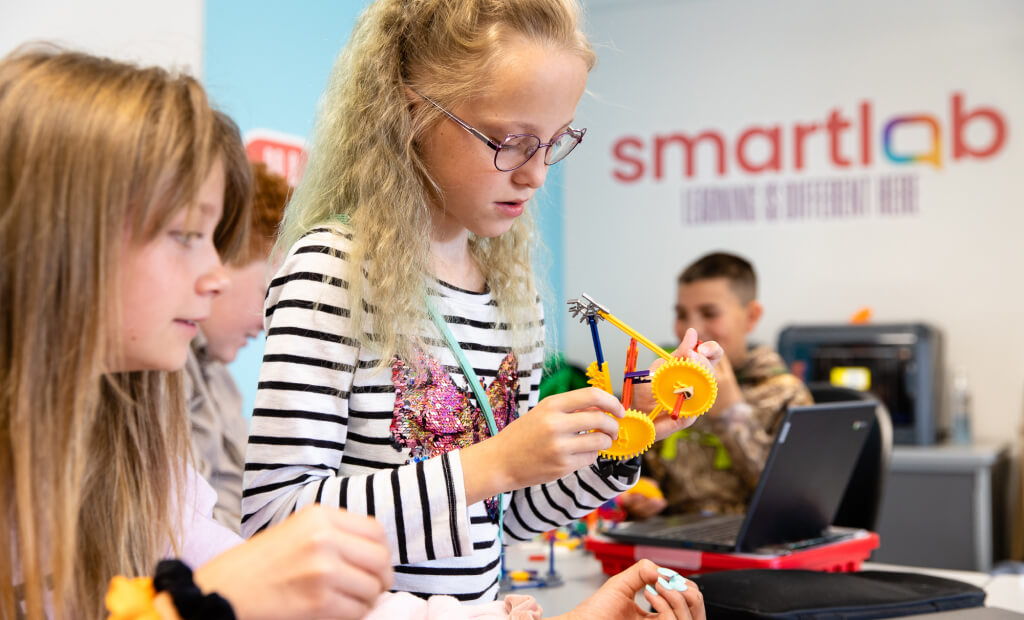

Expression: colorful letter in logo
xmin=883 ymin=115 xmax=941 ymax=169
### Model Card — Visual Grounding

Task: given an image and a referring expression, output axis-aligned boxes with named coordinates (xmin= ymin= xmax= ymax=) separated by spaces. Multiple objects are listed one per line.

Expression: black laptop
xmin=605 ymin=401 xmax=876 ymax=553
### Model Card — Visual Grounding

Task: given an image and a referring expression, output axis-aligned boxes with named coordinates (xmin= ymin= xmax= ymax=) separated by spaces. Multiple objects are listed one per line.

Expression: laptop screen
xmin=737 ymin=401 xmax=876 ymax=550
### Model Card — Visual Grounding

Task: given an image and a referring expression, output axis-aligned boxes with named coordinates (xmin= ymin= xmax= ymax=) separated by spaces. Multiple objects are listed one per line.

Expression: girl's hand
xmin=462 ymin=387 xmax=625 ymax=503
xmin=194 ymin=505 xmax=393 ymax=620
xmin=629 ymin=328 xmax=724 ymax=442
xmin=549 ymin=559 xmax=705 ymax=620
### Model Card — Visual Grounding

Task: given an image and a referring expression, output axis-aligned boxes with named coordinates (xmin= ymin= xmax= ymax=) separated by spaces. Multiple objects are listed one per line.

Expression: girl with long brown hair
xmin=0 ymin=47 xmax=393 ymax=620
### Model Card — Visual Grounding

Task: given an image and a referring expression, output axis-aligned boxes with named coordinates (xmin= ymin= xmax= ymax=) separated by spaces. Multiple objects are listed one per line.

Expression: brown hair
xmin=0 ymin=47 xmax=247 ymax=618
xmin=232 ymin=161 xmax=289 ymax=266
xmin=678 ymin=251 xmax=758 ymax=304
xmin=277 ymin=0 xmax=594 ymax=365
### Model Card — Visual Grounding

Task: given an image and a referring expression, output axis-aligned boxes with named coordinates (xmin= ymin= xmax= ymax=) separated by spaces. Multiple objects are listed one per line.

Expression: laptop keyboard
xmin=658 ymin=514 xmax=745 ymax=545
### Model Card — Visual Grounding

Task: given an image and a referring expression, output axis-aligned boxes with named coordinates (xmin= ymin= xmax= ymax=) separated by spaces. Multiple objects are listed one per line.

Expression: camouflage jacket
xmin=642 ymin=345 xmax=813 ymax=516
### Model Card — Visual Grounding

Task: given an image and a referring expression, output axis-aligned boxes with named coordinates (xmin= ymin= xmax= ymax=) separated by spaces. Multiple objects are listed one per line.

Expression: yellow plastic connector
xmin=650 ymin=358 xmax=718 ymax=418
xmin=585 ymin=360 xmax=613 ymax=394
xmin=598 ymin=409 xmax=656 ymax=460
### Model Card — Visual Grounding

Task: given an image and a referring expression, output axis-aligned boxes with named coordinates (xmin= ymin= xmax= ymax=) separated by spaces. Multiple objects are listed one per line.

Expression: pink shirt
xmin=177 ymin=464 xmax=243 ymax=566
xmin=178 ymin=466 xmax=543 ymax=619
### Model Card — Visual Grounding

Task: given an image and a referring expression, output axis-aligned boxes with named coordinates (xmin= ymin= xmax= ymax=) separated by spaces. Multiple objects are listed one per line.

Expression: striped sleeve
xmin=241 ymin=230 xmax=473 ymax=564
xmin=502 ymin=462 xmax=640 ymax=541
xmin=501 ymin=306 xmax=641 ymax=541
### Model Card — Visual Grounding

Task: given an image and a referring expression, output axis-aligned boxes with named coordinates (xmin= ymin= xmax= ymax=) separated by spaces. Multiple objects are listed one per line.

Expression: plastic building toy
xmin=567 ymin=293 xmax=717 ymax=460
xmin=499 ymin=531 xmax=564 ymax=591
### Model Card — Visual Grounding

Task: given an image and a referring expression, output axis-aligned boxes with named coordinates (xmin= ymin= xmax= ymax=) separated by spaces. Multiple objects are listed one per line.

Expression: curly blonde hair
xmin=276 ymin=0 xmax=595 ymax=364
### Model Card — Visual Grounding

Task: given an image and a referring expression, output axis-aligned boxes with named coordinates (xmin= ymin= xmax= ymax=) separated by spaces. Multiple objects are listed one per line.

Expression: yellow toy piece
xmin=650 ymin=358 xmax=718 ymax=418
xmin=598 ymin=409 xmax=656 ymax=460
xmin=585 ymin=361 xmax=613 ymax=394
xmin=624 ymin=476 xmax=665 ymax=500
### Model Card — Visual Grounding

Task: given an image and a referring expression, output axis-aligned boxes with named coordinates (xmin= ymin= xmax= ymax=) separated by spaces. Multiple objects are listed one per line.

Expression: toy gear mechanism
xmin=650 ymin=358 xmax=718 ymax=418
xmin=601 ymin=409 xmax=656 ymax=460
xmin=569 ymin=293 xmax=718 ymax=460
xmin=584 ymin=362 xmax=656 ymax=460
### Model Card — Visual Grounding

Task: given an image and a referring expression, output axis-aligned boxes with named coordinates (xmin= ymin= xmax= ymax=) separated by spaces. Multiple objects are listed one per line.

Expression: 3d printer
xmin=777 ymin=323 xmax=944 ymax=445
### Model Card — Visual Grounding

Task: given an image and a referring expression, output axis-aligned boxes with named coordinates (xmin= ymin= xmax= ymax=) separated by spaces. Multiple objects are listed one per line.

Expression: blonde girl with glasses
xmin=0 ymin=47 xmax=396 ymax=620
xmin=243 ymin=0 xmax=720 ymax=612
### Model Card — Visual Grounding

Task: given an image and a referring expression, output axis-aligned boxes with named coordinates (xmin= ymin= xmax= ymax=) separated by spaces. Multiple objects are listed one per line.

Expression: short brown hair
xmin=678 ymin=252 xmax=757 ymax=304
xmin=228 ymin=160 xmax=289 ymax=266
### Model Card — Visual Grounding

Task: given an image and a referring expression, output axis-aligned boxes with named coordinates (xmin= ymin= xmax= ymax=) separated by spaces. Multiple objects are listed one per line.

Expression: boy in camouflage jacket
xmin=626 ymin=252 xmax=813 ymax=518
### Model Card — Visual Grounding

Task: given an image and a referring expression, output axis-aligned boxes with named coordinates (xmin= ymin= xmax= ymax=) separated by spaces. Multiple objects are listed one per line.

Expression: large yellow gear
xmin=599 ymin=409 xmax=656 ymax=460
xmin=650 ymin=358 xmax=718 ymax=418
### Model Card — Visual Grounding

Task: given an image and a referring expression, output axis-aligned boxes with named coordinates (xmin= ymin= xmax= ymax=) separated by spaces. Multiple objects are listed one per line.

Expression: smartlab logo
xmin=611 ymin=92 xmax=1008 ymax=182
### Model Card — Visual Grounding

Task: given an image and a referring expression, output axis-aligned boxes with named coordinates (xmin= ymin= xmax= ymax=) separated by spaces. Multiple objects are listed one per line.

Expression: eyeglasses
xmin=415 ymin=90 xmax=586 ymax=172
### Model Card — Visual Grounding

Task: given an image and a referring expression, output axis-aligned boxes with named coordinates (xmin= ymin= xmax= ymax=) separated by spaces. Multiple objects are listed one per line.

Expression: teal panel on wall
xmin=204 ymin=1 xmax=364 ymax=137
xmin=205 ymin=2 xmax=567 ymax=418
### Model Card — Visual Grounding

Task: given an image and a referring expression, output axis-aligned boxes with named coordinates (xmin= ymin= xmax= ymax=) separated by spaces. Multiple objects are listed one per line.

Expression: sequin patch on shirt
xmin=390 ymin=350 xmax=520 ymax=519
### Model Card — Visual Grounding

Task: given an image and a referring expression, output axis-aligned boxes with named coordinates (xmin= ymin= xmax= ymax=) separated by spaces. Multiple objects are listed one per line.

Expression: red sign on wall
xmin=244 ymin=129 xmax=307 ymax=186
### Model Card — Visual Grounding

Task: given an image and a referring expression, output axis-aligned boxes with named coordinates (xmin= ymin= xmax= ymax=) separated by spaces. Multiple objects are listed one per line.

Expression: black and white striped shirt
xmin=242 ymin=228 xmax=638 ymax=602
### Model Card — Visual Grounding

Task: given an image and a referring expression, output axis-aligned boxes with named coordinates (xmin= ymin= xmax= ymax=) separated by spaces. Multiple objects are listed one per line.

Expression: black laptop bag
xmin=689 ymin=569 xmax=986 ymax=619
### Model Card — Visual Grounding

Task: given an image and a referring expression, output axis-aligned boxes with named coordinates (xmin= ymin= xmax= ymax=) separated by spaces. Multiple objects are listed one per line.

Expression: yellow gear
xmin=650 ymin=358 xmax=718 ymax=418
xmin=585 ymin=361 xmax=613 ymax=394
xmin=599 ymin=409 xmax=656 ymax=460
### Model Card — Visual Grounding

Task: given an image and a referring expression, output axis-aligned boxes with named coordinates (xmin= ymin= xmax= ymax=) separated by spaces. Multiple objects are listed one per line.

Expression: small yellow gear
xmin=599 ymin=409 xmax=656 ymax=460
xmin=650 ymin=358 xmax=718 ymax=418
xmin=585 ymin=361 xmax=613 ymax=394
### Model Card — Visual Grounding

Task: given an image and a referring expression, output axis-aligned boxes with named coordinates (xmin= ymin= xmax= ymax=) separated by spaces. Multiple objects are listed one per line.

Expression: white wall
xmin=564 ymin=0 xmax=1024 ymax=444
xmin=0 ymin=0 xmax=203 ymax=75
xmin=5 ymin=0 xmax=1021 ymax=447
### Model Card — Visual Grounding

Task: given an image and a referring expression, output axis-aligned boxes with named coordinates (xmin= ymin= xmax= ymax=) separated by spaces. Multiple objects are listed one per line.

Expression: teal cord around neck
xmin=425 ymin=298 xmax=505 ymax=578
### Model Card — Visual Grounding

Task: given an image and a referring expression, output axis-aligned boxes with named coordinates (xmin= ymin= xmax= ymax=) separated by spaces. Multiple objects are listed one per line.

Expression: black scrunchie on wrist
xmin=594 ymin=454 xmax=642 ymax=478
xmin=153 ymin=559 xmax=236 ymax=620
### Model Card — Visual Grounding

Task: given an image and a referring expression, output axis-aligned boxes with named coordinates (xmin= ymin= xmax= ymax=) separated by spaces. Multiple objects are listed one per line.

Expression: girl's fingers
xmin=563 ymin=410 xmax=621 ymax=438
xmin=651 ymin=579 xmax=691 ymax=619
xmin=648 ymin=566 xmax=698 ymax=618
xmin=333 ymin=534 xmax=393 ymax=585
xmin=550 ymin=387 xmax=626 ymax=418
xmin=612 ymin=559 xmax=658 ymax=594
xmin=644 ymin=585 xmax=677 ymax=618
xmin=566 ymin=428 xmax=615 ymax=454
xmin=682 ymin=582 xmax=706 ymax=620
xmin=327 ymin=562 xmax=389 ymax=607
xmin=328 ymin=507 xmax=389 ymax=543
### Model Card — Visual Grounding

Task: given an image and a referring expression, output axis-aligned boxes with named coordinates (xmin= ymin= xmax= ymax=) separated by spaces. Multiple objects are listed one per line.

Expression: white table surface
xmin=498 ymin=541 xmax=1024 ymax=617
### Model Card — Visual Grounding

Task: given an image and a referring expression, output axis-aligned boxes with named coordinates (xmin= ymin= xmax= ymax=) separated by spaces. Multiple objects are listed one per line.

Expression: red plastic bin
xmin=584 ymin=530 xmax=880 ymax=577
